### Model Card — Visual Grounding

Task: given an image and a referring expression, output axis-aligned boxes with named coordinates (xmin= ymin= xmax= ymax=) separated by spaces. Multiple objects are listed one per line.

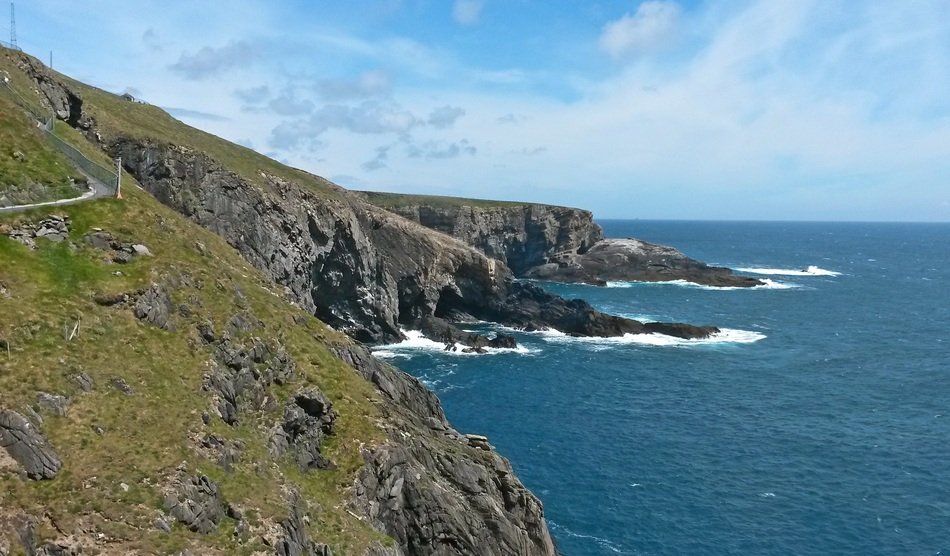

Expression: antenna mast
xmin=10 ymin=3 xmax=17 ymax=50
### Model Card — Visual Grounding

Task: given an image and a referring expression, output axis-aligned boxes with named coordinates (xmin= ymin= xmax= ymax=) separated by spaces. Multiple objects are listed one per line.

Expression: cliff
xmin=362 ymin=192 xmax=762 ymax=288
xmin=0 ymin=45 xmax=730 ymax=555
xmin=1 ymin=47 xmax=559 ymax=555
xmin=359 ymin=192 xmax=604 ymax=275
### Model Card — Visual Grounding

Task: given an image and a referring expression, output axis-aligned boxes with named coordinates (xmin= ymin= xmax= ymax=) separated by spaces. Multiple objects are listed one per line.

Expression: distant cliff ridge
xmin=360 ymin=192 xmax=763 ymax=288
xmin=359 ymin=192 xmax=604 ymax=275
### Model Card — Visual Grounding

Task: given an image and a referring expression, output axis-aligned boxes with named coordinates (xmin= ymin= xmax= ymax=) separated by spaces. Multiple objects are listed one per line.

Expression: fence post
xmin=115 ymin=157 xmax=122 ymax=199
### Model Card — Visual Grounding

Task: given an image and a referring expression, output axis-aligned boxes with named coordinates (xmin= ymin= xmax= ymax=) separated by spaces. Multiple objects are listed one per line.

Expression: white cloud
xmin=599 ymin=1 xmax=681 ymax=59
xmin=427 ymin=106 xmax=466 ymax=128
xmin=453 ymin=0 xmax=484 ymax=26
xmin=169 ymin=41 xmax=259 ymax=80
xmin=26 ymin=0 xmax=950 ymax=220
xmin=316 ymin=70 xmax=391 ymax=101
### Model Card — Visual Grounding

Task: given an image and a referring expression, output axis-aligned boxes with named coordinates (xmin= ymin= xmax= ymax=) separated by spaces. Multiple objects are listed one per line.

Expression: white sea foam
xmin=614 ymin=313 xmax=661 ymax=322
xmin=371 ymin=329 xmax=540 ymax=358
xmin=538 ymin=327 xmax=766 ymax=348
xmin=548 ymin=520 xmax=626 ymax=554
xmin=606 ymin=278 xmax=798 ymax=290
xmin=735 ymin=265 xmax=841 ymax=277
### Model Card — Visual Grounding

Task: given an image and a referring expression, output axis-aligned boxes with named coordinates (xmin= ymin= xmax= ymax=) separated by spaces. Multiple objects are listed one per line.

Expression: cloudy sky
xmin=8 ymin=1 xmax=950 ymax=221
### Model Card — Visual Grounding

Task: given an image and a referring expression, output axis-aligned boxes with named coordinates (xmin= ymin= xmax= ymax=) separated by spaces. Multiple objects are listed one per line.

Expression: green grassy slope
xmin=0 ymin=156 xmax=387 ymax=554
xmin=0 ymin=91 xmax=82 ymax=205
xmin=0 ymin=46 xmax=341 ymax=200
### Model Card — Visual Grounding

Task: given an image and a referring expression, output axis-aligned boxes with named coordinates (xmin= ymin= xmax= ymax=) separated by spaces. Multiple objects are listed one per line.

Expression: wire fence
xmin=0 ymin=38 xmax=19 ymax=51
xmin=0 ymin=76 xmax=118 ymax=198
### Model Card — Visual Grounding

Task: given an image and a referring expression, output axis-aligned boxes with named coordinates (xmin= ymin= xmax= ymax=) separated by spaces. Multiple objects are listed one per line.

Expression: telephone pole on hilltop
xmin=10 ymin=3 xmax=17 ymax=50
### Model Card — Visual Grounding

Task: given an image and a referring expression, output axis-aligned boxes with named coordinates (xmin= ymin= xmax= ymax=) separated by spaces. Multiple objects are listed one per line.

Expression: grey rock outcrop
xmin=133 ymin=283 xmax=174 ymax=330
xmin=360 ymin=195 xmax=603 ymax=274
xmin=355 ymin=438 xmax=556 ymax=556
xmin=0 ymin=410 xmax=62 ymax=480
xmin=277 ymin=489 xmax=334 ymax=556
xmin=35 ymin=393 xmax=69 ymax=417
xmin=110 ymin=138 xmax=703 ymax=343
xmin=363 ymin=193 xmax=763 ymax=288
xmin=338 ymin=344 xmax=557 ymax=556
xmin=71 ymin=372 xmax=95 ymax=392
xmin=83 ymin=229 xmax=152 ymax=264
xmin=524 ymin=237 xmax=763 ymax=288
xmin=276 ymin=388 xmax=337 ymax=471
xmin=163 ymin=473 xmax=226 ymax=534
xmin=15 ymin=53 xmax=88 ymax=128
xmin=2 ymin=215 xmax=70 ymax=249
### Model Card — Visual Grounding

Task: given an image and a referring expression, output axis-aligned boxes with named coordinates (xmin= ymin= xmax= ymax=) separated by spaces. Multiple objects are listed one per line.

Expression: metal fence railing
xmin=0 ymin=77 xmax=118 ymax=197
xmin=44 ymin=132 xmax=118 ymax=194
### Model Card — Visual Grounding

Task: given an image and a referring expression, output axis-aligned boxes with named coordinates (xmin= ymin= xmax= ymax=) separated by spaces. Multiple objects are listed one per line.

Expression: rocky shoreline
xmin=361 ymin=193 xmax=764 ymax=289
xmin=0 ymin=49 xmax=729 ymax=555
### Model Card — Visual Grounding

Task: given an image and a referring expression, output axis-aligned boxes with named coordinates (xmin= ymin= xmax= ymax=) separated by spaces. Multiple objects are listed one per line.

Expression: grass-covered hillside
xmin=0 ymin=45 xmax=559 ymax=556
xmin=0 ymin=87 xmax=83 ymax=206
xmin=0 ymin=159 xmax=389 ymax=554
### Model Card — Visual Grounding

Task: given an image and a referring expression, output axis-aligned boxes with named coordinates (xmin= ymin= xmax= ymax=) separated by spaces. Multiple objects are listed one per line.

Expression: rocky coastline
xmin=361 ymin=193 xmax=764 ymax=289
xmin=0 ymin=48 xmax=727 ymax=555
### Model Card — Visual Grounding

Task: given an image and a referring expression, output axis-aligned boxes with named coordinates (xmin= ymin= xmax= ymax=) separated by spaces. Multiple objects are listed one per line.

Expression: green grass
xmin=0 ymin=92 xmax=81 ymax=205
xmin=358 ymin=190 xmax=555 ymax=210
xmin=0 ymin=44 xmax=404 ymax=555
xmin=1 ymin=45 xmax=341 ymax=201
xmin=0 ymin=181 xmax=388 ymax=554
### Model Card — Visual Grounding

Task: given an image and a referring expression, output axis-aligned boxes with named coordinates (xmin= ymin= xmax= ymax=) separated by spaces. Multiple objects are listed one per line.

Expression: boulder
xmin=0 ymin=410 xmax=62 ymax=480
xmin=133 ymin=284 xmax=173 ymax=330
xmin=36 ymin=392 xmax=69 ymax=417
xmin=163 ymin=473 xmax=226 ymax=534
xmin=132 ymin=244 xmax=152 ymax=256
xmin=643 ymin=322 xmax=719 ymax=339
xmin=71 ymin=372 xmax=96 ymax=392
xmin=109 ymin=377 xmax=135 ymax=396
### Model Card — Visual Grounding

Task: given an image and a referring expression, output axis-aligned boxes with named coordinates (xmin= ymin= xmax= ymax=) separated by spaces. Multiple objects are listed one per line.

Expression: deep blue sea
xmin=375 ymin=220 xmax=950 ymax=555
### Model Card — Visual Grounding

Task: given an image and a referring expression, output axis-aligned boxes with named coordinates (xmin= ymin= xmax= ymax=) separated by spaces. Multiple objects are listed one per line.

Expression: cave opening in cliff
xmin=434 ymin=286 xmax=477 ymax=322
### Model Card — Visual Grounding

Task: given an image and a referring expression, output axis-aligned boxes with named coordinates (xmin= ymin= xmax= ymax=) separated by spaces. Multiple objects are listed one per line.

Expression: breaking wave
xmin=605 ymin=278 xmax=798 ymax=290
xmin=518 ymin=327 xmax=766 ymax=347
xmin=371 ymin=329 xmax=539 ymax=358
xmin=735 ymin=265 xmax=841 ymax=277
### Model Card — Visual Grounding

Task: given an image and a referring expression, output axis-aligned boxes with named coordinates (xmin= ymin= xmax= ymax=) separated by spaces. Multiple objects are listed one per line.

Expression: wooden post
xmin=115 ymin=157 xmax=122 ymax=199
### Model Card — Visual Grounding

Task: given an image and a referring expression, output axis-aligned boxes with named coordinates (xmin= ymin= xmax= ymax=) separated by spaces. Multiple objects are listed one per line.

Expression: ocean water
xmin=375 ymin=220 xmax=950 ymax=555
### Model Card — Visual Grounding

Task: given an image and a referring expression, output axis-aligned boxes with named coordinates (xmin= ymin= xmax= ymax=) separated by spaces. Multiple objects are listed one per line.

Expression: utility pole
xmin=10 ymin=3 xmax=16 ymax=50
xmin=115 ymin=157 xmax=122 ymax=199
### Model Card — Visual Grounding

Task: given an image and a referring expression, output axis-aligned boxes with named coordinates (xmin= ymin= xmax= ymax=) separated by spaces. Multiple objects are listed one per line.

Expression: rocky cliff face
xmin=6 ymin=51 xmax=730 ymax=555
xmin=362 ymin=195 xmax=603 ymax=275
xmin=363 ymin=194 xmax=762 ymax=288
xmin=337 ymin=345 xmax=557 ymax=556
xmin=4 ymin=49 xmax=559 ymax=556
xmin=524 ymin=238 xmax=764 ymax=288
xmin=110 ymin=140 xmax=496 ymax=345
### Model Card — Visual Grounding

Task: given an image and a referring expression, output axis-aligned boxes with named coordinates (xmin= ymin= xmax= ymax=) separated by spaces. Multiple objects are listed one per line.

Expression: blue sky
xmin=7 ymin=1 xmax=950 ymax=221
